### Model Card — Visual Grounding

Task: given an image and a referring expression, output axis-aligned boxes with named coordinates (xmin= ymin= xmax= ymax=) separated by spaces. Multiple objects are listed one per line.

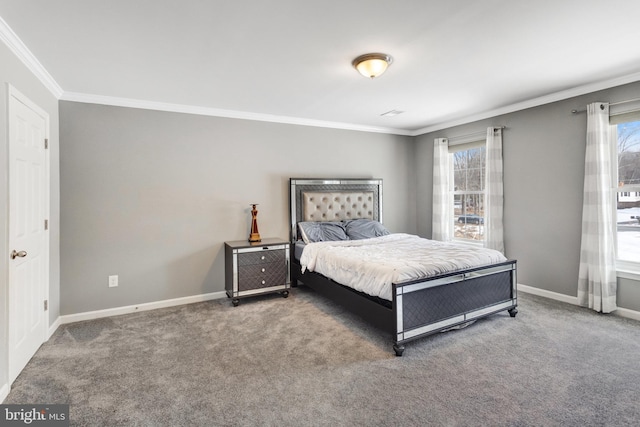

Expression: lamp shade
xmin=352 ymin=53 xmax=393 ymax=79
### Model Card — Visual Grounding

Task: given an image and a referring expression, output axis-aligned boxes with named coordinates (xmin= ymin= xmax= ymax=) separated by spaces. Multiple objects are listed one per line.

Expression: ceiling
xmin=2 ymin=0 xmax=640 ymax=136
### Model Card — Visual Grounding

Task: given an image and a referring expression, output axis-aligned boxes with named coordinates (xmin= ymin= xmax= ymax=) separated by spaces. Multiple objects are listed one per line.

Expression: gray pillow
xmin=343 ymin=219 xmax=390 ymax=240
xmin=298 ymin=221 xmax=349 ymax=244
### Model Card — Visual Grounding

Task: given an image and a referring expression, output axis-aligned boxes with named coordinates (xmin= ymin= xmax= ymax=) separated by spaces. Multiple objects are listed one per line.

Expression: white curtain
xmin=485 ymin=127 xmax=504 ymax=253
xmin=578 ymin=102 xmax=617 ymax=313
xmin=432 ymin=138 xmax=451 ymax=241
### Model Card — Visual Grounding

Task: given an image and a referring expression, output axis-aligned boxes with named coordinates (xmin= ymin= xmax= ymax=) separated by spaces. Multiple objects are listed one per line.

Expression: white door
xmin=8 ymin=85 xmax=49 ymax=384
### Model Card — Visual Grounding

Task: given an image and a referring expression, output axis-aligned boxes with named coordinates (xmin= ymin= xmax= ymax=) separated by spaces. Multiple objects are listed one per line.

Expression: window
xmin=451 ymin=142 xmax=485 ymax=243
xmin=615 ymin=120 xmax=640 ymax=269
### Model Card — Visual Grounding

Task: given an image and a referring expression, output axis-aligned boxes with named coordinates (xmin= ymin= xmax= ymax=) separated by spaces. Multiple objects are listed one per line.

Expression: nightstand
xmin=224 ymin=238 xmax=290 ymax=306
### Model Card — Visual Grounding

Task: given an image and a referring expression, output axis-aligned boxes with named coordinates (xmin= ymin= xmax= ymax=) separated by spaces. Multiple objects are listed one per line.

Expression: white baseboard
xmin=517 ymin=283 xmax=640 ymax=321
xmin=48 ymin=316 xmax=62 ymax=340
xmin=0 ymin=383 xmax=9 ymax=403
xmin=52 ymin=291 xmax=227 ymax=330
xmin=517 ymin=283 xmax=579 ymax=305
xmin=616 ymin=307 xmax=640 ymax=321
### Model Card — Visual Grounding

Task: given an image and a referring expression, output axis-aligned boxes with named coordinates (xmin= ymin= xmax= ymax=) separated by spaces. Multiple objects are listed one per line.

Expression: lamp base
xmin=248 ymin=233 xmax=261 ymax=243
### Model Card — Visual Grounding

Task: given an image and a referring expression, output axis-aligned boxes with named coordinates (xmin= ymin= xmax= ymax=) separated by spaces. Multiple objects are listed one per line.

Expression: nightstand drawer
xmin=239 ymin=262 xmax=286 ymax=279
xmin=238 ymin=249 xmax=285 ymax=266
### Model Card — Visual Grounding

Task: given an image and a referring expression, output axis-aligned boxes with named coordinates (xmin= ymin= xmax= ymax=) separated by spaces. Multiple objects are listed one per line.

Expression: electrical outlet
xmin=108 ymin=275 xmax=118 ymax=288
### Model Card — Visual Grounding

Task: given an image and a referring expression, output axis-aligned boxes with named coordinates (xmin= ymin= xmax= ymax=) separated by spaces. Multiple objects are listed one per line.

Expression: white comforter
xmin=300 ymin=233 xmax=507 ymax=301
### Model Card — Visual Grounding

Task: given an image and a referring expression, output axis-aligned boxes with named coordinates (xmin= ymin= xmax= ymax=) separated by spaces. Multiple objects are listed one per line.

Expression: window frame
xmin=448 ymin=139 xmax=486 ymax=246
xmin=611 ymin=118 xmax=640 ymax=278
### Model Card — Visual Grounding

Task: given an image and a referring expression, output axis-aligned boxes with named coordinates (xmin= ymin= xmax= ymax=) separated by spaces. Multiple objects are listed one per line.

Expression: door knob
xmin=10 ymin=250 xmax=27 ymax=259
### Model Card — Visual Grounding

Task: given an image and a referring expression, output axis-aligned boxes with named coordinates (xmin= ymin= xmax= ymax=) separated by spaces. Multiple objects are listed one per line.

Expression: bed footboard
xmin=292 ymin=253 xmax=517 ymax=356
xmin=392 ymin=261 xmax=517 ymax=356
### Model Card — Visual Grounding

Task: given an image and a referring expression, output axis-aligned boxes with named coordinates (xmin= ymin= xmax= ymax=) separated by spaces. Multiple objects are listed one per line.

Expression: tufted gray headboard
xmin=289 ymin=178 xmax=383 ymax=241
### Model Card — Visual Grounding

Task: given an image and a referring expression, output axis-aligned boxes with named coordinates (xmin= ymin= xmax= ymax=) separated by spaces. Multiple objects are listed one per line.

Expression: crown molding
xmin=4 ymin=11 xmax=639 ymax=137
xmin=0 ymin=15 xmax=63 ymax=98
xmin=411 ymin=71 xmax=640 ymax=136
xmin=62 ymin=71 xmax=640 ymax=137
xmin=59 ymin=91 xmax=414 ymax=136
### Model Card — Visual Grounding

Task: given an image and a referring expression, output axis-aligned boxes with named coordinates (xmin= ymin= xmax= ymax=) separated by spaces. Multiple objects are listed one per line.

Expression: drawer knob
xmin=261 ymin=255 xmax=265 ymax=260
xmin=261 ymin=280 xmax=266 ymax=285
xmin=261 ymin=268 xmax=265 ymax=272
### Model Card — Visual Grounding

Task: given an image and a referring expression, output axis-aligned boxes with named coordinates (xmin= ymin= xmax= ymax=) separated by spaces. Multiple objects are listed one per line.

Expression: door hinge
xmin=44 ymin=219 xmax=49 ymax=230
xmin=44 ymin=300 xmax=48 ymax=311
xmin=44 ymin=138 xmax=48 ymax=149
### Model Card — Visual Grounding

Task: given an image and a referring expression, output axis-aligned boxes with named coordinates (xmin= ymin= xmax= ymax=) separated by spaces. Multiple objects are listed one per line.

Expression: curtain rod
xmin=571 ymin=97 xmax=640 ymax=114
xmin=446 ymin=126 xmax=505 ymax=143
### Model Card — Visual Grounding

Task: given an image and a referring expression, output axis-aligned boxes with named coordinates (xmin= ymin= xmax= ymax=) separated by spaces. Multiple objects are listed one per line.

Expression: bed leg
xmin=508 ymin=307 xmax=518 ymax=317
xmin=393 ymin=344 xmax=405 ymax=357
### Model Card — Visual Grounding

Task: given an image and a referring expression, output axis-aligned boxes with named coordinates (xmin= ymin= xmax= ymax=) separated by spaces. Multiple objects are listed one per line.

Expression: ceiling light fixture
xmin=352 ymin=53 xmax=393 ymax=79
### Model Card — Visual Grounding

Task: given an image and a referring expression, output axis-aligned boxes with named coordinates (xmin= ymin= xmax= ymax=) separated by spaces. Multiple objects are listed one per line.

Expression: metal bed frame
xmin=289 ymin=178 xmax=517 ymax=356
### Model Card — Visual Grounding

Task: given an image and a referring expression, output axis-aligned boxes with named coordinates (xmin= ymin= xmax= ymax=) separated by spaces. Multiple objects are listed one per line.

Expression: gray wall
xmin=59 ymin=101 xmax=415 ymax=314
xmin=415 ymin=81 xmax=640 ymax=312
xmin=0 ymin=42 xmax=60 ymax=392
xmin=59 ymin=78 xmax=640 ymax=316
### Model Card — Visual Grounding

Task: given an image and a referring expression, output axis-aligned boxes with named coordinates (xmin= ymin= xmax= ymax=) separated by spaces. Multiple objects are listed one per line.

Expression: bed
xmin=289 ymin=178 xmax=518 ymax=356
